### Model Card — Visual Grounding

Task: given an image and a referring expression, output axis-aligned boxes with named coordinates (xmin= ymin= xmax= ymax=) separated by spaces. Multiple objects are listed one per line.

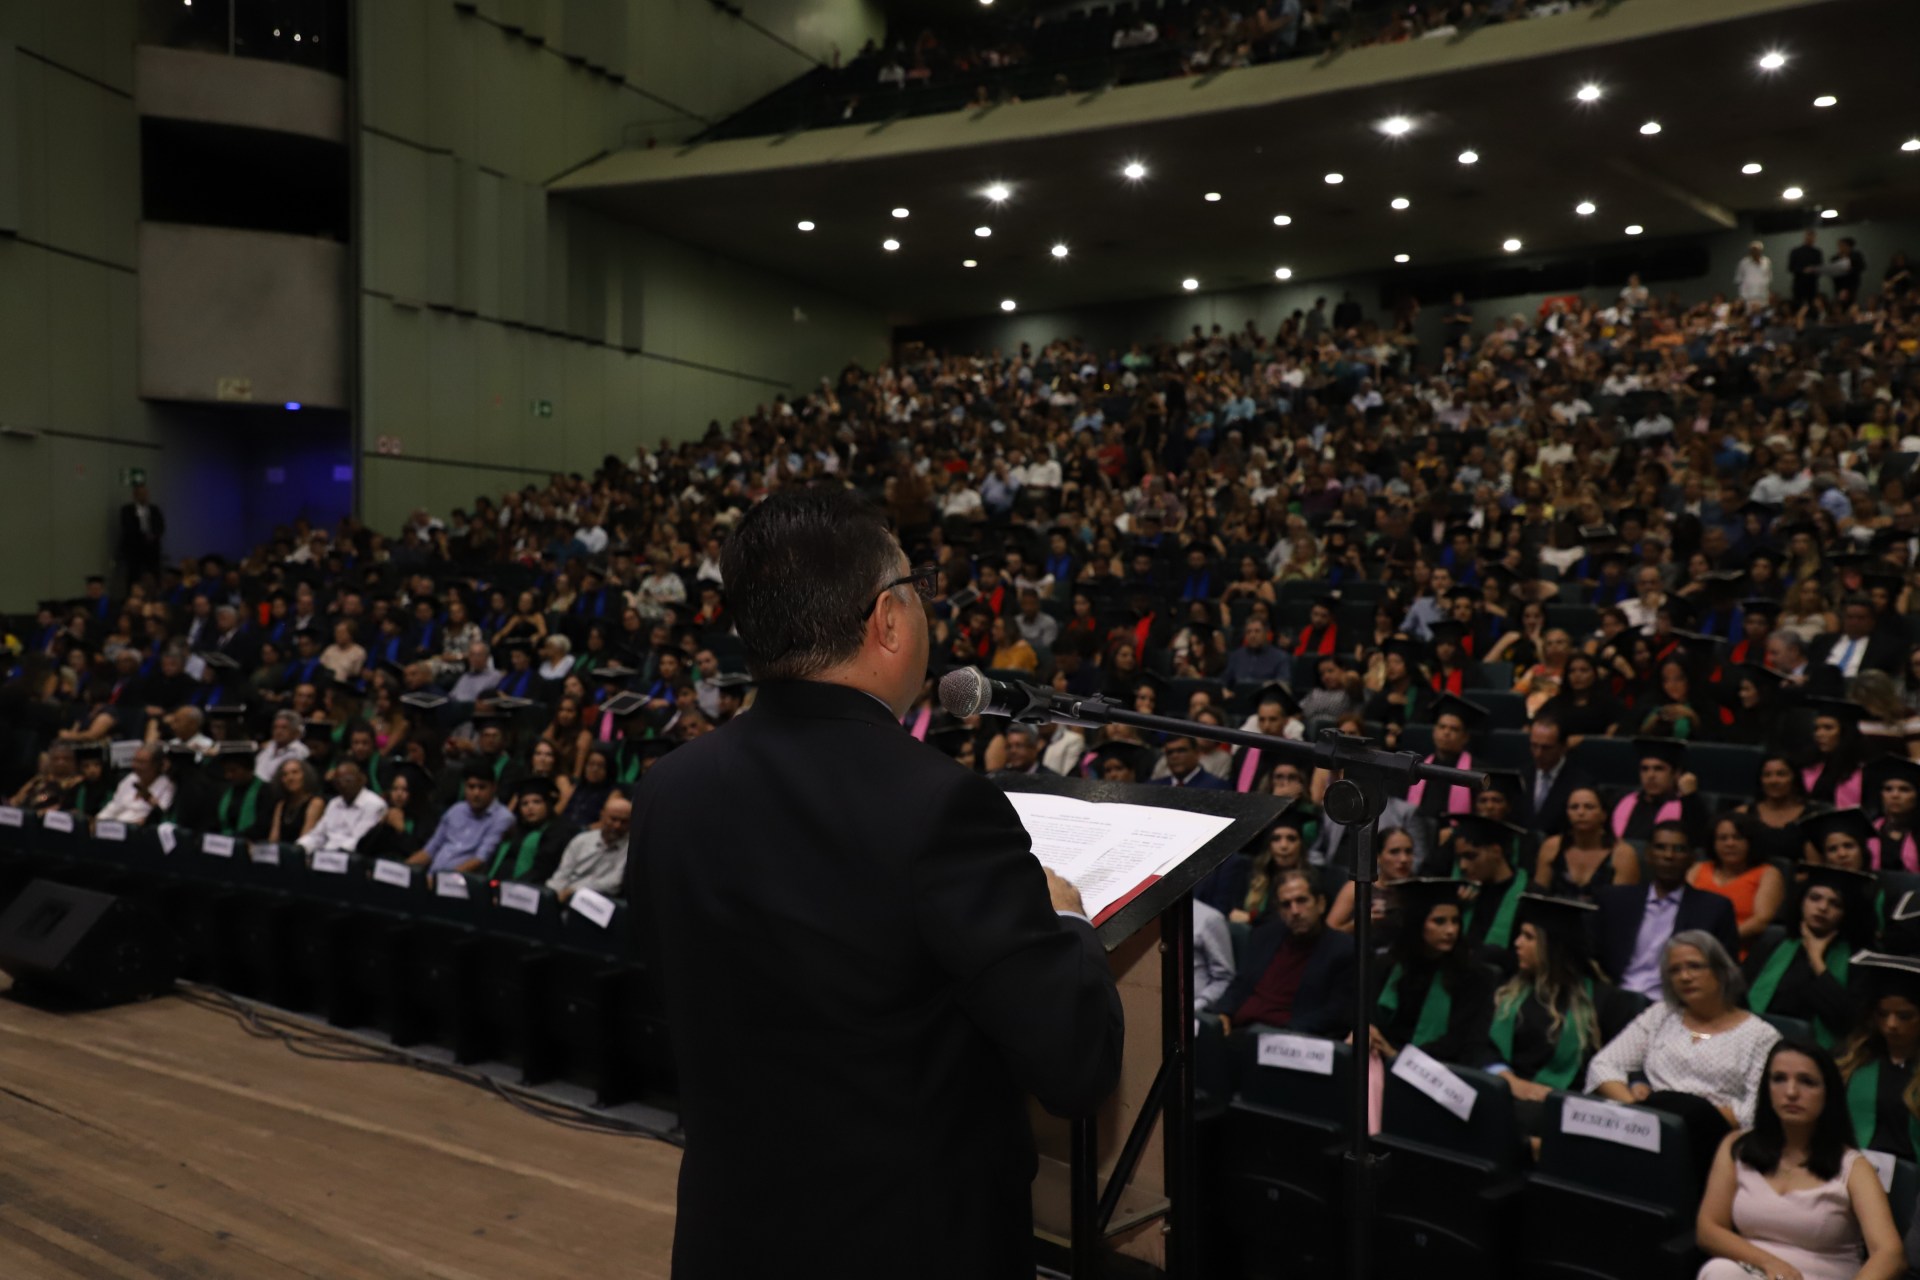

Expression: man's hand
xmin=1367 ymin=1024 xmax=1397 ymax=1059
xmin=1045 ymin=868 xmax=1086 ymax=917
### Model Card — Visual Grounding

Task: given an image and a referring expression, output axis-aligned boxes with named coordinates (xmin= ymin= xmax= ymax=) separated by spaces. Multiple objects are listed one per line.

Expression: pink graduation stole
xmin=1236 ymin=747 xmax=1262 ymax=793
xmin=1873 ymin=816 xmax=1919 ymax=873
xmin=1405 ymin=750 xmax=1473 ymax=815
xmin=1611 ymin=792 xmax=1682 ymax=839
xmin=906 ymin=705 xmax=932 ymax=741
xmin=1802 ymin=762 xmax=1864 ymax=809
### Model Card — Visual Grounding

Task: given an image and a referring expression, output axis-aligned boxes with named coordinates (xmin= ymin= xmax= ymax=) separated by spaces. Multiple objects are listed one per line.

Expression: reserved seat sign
xmin=1560 ymin=1094 xmax=1661 ymax=1153
xmin=1390 ymin=1044 xmax=1476 ymax=1122
xmin=1257 ymin=1032 xmax=1335 ymax=1076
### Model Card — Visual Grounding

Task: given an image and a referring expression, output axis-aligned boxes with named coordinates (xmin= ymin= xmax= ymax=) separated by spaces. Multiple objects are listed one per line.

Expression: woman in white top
xmin=1776 ymin=579 xmax=1838 ymax=646
xmin=1587 ymin=930 xmax=1781 ymax=1189
xmin=1696 ymin=1039 xmax=1903 ymax=1280
xmin=537 ymin=634 xmax=575 ymax=684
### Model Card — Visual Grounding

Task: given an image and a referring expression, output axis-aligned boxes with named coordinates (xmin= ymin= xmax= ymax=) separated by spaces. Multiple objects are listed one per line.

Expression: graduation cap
xmin=1803 ymin=697 xmax=1868 ymax=727
xmin=213 ymin=739 xmax=259 ymax=762
xmin=160 ymin=741 xmax=203 ymax=763
xmin=1311 ymin=593 xmax=1342 ymax=611
xmin=602 ymin=691 xmax=651 ymax=720
xmin=1734 ymin=499 xmax=1780 ymax=521
xmin=1739 ymin=597 xmax=1781 ymax=620
xmin=1382 ymin=635 xmax=1427 ymax=666
xmin=1870 ymin=528 xmax=1915 ymax=552
xmin=1632 ymin=736 xmax=1688 ymax=769
xmin=639 ymin=737 xmax=679 ymax=761
xmin=1869 ymin=756 xmax=1920 ymax=796
xmin=1429 ymin=620 xmax=1470 ymax=647
xmin=375 ymin=659 xmax=409 ymax=682
xmin=1734 ymin=663 xmax=1787 ymax=695
xmin=591 ymin=662 xmax=640 ymax=683
xmin=400 ymin=690 xmax=450 ymax=712
xmin=509 ymin=775 xmax=559 ymax=804
xmin=1253 ymin=682 xmax=1302 ymax=716
xmin=1129 ymin=670 xmax=1170 ymax=698
xmin=1430 ymin=693 xmax=1489 ymax=730
xmin=1748 ymin=547 xmax=1785 ymax=567
xmin=1664 ymin=630 xmax=1721 ymax=665
xmin=1700 ymin=569 xmax=1747 ymax=593
xmin=386 ymin=761 xmax=432 ymax=797
xmin=1478 ymin=768 xmax=1526 ymax=809
xmin=708 ymin=672 xmax=754 ymax=692
xmin=1850 ymin=951 xmax=1920 ymax=1004
xmin=301 ymin=717 xmax=336 ymax=741
xmin=1803 ymin=862 xmax=1876 ymax=902
xmin=196 ymin=650 xmax=240 ymax=672
xmin=929 ymin=724 xmax=976 ymax=758
xmin=1451 ymin=813 xmax=1525 ymax=853
xmin=496 ymin=637 xmax=535 ymax=653
xmin=207 ymin=703 xmax=250 ymax=721
xmin=1796 ymin=807 xmax=1876 ymax=859
xmin=69 ymin=740 xmax=109 ymax=762
xmin=1444 ymin=585 xmax=1479 ymax=604
xmin=1091 ymin=741 xmax=1153 ymax=780
xmin=1515 ymin=892 xmax=1599 ymax=958
xmin=1391 ymin=876 xmax=1467 ymax=919
xmin=1579 ymin=523 xmax=1619 ymax=545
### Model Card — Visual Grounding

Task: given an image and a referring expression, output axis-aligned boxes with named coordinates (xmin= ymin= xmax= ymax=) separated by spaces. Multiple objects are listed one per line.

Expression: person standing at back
xmin=628 ymin=487 xmax=1123 ymax=1280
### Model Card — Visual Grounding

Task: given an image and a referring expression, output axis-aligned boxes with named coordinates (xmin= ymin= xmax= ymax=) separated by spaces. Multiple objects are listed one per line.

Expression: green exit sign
xmin=530 ymin=399 xmax=553 ymax=417
xmin=119 ymin=467 xmax=147 ymax=487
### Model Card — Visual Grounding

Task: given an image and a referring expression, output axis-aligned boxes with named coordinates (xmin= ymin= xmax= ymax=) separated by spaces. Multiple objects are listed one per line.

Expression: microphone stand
xmin=995 ymin=684 xmax=1483 ymax=1280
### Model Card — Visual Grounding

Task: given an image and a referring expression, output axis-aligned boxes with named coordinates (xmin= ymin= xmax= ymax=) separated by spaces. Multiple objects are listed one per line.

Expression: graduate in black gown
xmin=1368 ymin=877 xmax=1496 ymax=1067
xmin=209 ymin=740 xmax=273 ymax=841
xmin=1454 ymin=814 xmax=1531 ymax=970
xmin=1838 ymin=952 xmax=1920 ymax=1164
xmin=1610 ymin=737 xmax=1712 ymax=849
xmin=1742 ymin=865 xmax=1873 ymax=1048
xmin=1867 ymin=756 xmax=1920 ymax=876
xmin=1489 ymin=894 xmax=1640 ymax=1131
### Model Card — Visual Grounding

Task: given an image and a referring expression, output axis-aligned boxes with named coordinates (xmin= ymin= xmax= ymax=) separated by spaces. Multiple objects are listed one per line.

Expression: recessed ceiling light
xmin=1324 ymin=172 xmax=1344 ymax=185
xmin=1390 ymin=197 xmax=1410 ymax=210
xmin=1000 ymin=298 xmax=1016 ymax=311
xmin=1377 ymin=116 xmax=1413 ymax=136
xmin=1274 ymin=267 xmax=1293 ymax=280
xmin=962 ymin=259 xmax=977 ymax=268
xmin=1576 ymin=84 xmax=1602 ymax=102
xmin=1813 ymin=95 xmax=1837 ymax=108
xmin=796 ymin=220 xmax=815 ymax=232
xmin=1624 ymin=224 xmax=1644 ymax=236
xmin=1122 ymin=161 xmax=1147 ymax=180
xmin=882 ymin=238 xmax=899 ymax=251
xmin=1741 ymin=162 xmax=1764 ymax=175
xmin=1821 ymin=208 xmax=1840 ymax=219
xmin=1181 ymin=278 xmax=1199 ymax=291
xmin=1394 ymin=253 xmax=1411 ymax=264
xmin=983 ymin=183 xmax=1011 ymax=202
xmin=1050 ymin=243 xmax=1069 ymax=259
xmin=1457 ymin=150 xmax=1479 ymax=165
xmin=1503 ymin=238 xmax=1523 ymax=252
xmin=1782 ymin=186 xmax=1804 ymax=200
xmin=1272 ymin=214 xmax=1292 ymax=226
xmin=1639 ymin=121 xmax=1662 ymax=136
xmin=1758 ymin=50 xmax=1787 ymax=71
xmin=1204 ymin=192 xmax=1222 ymax=202
xmin=974 ymin=226 xmax=993 ymax=238
xmin=1904 ymin=139 xmax=1920 ymax=153
xmin=1575 ymin=201 xmax=1596 ymax=216
xmin=891 ymin=207 xmax=909 ymax=219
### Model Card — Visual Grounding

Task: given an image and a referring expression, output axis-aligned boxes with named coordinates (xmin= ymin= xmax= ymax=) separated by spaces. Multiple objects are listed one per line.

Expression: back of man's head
xmin=721 ymin=487 xmax=899 ymax=682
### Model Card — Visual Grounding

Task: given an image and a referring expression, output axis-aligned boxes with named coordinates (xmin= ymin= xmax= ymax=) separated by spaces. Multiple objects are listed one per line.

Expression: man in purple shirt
xmin=1595 ymin=821 xmax=1739 ymax=996
xmin=408 ymin=763 xmax=515 ymax=875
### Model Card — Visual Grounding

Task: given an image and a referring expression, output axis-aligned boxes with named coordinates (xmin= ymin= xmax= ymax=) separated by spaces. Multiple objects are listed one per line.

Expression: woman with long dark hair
xmin=1723 ymin=663 xmax=1790 ymax=750
xmin=1740 ymin=754 xmax=1816 ymax=867
xmin=1326 ymin=826 xmax=1416 ymax=934
xmin=1539 ymin=652 xmax=1620 ymax=742
xmin=1363 ymin=638 xmax=1430 ymax=726
xmin=1837 ymin=954 xmax=1920 ymax=1166
xmin=1801 ymin=698 xmax=1867 ymax=808
xmin=1533 ymin=786 xmax=1641 ymax=903
xmin=562 ymin=746 xmax=616 ymax=830
xmin=1696 ymin=1040 xmax=1903 ymax=1280
xmin=1743 ymin=866 xmax=1873 ymax=1049
xmin=1367 ymin=877 xmax=1495 ymax=1065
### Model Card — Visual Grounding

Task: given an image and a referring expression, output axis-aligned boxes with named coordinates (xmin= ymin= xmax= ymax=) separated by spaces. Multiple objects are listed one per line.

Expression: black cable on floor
xmin=173 ymin=983 xmax=685 ymax=1148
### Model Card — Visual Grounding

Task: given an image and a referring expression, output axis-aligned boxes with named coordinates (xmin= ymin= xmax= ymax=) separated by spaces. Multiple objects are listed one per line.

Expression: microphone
xmin=938 ymin=666 xmax=1041 ymax=719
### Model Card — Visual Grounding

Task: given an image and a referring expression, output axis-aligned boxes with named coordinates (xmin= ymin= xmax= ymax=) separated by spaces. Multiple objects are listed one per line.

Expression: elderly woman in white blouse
xmin=1586 ymin=930 xmax=1781 ymax=1189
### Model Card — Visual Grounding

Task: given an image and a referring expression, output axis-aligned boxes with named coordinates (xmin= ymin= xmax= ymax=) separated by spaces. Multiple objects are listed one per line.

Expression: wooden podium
xmin=995 ymin=774 xmax=1288 ymax=1279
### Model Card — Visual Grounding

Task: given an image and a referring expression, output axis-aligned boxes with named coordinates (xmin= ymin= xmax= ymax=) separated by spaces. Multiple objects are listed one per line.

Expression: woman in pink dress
xmin=1696 ymin=1039 xmax=1904 ymax=1280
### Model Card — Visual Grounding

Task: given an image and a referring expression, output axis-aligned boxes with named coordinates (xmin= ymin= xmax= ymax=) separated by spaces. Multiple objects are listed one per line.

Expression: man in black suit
xmin=1208 ymin=868 xmax=1355 ymax=1038
xmin=1809 ymin=596 xmax=1904 ymax=679
xmin=1153 ymin=734 xmax=1233 ymax=790
xmin=118 ymin=482 xmax=165 ymax=586
xmin=1594 ymin=821 xmax=1739 ymax=998
xmin=629 ymin=488 xmax=1122 ymax=1280
xmin=1518 ymin=715 xmax=1591 ymax=840
xmin=1788 ymin=229 xmax=1823 ymax=306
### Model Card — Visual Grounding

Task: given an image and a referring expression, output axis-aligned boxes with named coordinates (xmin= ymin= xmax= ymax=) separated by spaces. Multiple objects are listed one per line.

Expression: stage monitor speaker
xmin=0 ymin=880 xmax=179 ymax=1008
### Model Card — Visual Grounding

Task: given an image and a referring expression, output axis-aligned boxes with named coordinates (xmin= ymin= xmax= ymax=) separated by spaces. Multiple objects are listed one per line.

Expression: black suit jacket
xmin=1808 ymin=631 xmax=1905 ymax=679
xmin=1594 ymin=882 xmax=1740 ymax=985
xmin=1209 ymin=922 xmax=1356 ymax=1038
xmin=629 ymin=679 xmax=1123 ymax=1280
xmin=119 ymin=501 xmax=165 ymax=569
xmin=1517 ymin=761 xmax=1595 ymax=840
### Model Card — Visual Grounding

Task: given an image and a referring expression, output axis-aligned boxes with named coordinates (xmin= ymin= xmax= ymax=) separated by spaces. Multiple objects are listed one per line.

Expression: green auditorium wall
xmin=0 ymin=4 xmax=164 ymax=611
xmin=356 ymin=0 xmax=891 ymax=533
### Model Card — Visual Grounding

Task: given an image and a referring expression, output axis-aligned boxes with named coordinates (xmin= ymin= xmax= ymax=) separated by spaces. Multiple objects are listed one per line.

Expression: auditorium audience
xmin=94 ymin=744 xmax=174 ymax=827
xmin=1210 ymin=868 xmax=1354 ymax=1038
xmin=1596 ymin=823 xmax=1740 ymax=996
xmin=547 ymin=794 xmax=632 ymax=903
xmin=410 ymin=764 xmax=514 ymax=875
xmin=297 ymin=759 xmax=387 ymax=854
xmin=1689 ymin=812 xmax=1788 ymax=956
xmin=266 ymin=758 xmax=325 ymax=842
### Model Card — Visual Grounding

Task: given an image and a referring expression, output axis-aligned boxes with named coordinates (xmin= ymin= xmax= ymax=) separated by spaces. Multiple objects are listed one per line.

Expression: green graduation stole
xmin=1379 ymin=963 xmax=1452 ymax=1049
xmin=491 ymin=753 xmax=509 ymax=781
xmin=219 ymin=779 xmax=262 ymax=836
xmin=616 ymin=743 xmax=643 ymax=786
xmin=489 ymin=824 xmax=545 ymax=880
xmin=365 ymin=763 xmax=382 ymax=797
xmin=1462 ymin=871 xmax=1528 ymax=948
xmin=1748 ymin=940 xmax=1851 ymax=1048
xmin=1847 ymin=1060 xmax=1920 ymax=1156
xmin=1491 ymin=977 xmax=1592 ymax=1091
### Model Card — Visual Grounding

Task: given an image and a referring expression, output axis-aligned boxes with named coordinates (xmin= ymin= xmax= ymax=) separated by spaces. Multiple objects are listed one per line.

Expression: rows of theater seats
xmin=0 ymin=810 xmax=676 ymax=1108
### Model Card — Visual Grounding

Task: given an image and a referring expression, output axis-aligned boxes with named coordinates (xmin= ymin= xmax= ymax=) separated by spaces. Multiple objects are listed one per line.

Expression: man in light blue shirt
xmin=410 ymin=764 xmax=515 ymax=874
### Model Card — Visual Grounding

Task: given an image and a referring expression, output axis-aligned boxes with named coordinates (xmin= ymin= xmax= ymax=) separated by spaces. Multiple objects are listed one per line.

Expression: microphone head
xmin=937 ymin=666 xmax=991 ymax=718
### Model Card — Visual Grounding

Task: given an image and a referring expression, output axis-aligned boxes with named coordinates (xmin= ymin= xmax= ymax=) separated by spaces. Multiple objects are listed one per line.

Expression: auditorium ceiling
xmin=556 ymin=0 xmax=1917 ymax=321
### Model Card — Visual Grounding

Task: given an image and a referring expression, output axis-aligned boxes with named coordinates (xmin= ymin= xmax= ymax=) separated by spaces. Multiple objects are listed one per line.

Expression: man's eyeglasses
xmin=863 ymin=564 xmax=941 ymax=621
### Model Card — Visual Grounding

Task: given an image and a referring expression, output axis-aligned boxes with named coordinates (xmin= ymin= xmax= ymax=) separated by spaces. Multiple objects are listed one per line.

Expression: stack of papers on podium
xmin=1005 ymin=792 xmax=1236 ymax=926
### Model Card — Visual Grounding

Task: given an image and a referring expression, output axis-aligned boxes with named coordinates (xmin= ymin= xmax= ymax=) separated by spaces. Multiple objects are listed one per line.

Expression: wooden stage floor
xmin=0 ymin=989 xmax=682 ymax=1279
